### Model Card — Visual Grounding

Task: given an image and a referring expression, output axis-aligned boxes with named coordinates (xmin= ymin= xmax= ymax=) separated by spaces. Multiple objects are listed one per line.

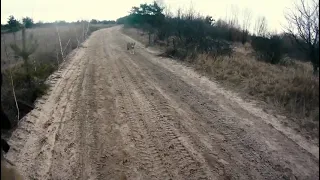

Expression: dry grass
xmin=1 ymin=24 xmax=85 ymax=69
xmin=122 ymin=26 xmax=319 ymax=139
xmin=1 ymin=24 xmax=114 ymax=68
xmin=194 ymin=52 xmax=319 ymax=138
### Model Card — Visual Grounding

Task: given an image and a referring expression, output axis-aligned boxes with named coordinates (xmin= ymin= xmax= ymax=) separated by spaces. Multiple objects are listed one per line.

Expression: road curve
xmin=5 ymin=26 xmax=319 ymax=180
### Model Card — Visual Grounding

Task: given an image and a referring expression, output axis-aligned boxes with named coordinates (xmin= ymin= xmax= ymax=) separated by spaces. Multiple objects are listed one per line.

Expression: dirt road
xmin=5 ymin=26 xmax=319 ymax=180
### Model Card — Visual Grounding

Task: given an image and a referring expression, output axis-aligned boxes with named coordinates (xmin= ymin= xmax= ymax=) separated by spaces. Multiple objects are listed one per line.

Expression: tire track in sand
xmin=110 ymin=55 xmax=172 ymax=179
xmin=115 ymin=54 xmax=213 ymax=179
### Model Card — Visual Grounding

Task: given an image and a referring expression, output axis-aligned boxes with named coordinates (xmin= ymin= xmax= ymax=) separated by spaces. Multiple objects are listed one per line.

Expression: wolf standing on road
xmin=127 ymin=42 xmax=135 ymax=54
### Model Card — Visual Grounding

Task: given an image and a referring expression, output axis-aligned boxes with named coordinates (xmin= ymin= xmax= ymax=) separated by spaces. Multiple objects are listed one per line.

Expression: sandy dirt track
xmin=5 ymin=26 xmax=319 ymax=180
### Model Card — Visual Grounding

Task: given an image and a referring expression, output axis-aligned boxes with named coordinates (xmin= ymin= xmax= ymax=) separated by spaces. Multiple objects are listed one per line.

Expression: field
xmin=1 ymin=24 xmax=115 ymax=69
xmin=1 ymin=23 xmax=113 ymax=124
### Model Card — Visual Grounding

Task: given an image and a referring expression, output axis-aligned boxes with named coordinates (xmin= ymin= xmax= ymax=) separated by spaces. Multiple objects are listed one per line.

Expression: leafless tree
xmin=186 ymin=4 xmax=196 ymax=20
xmin=227 ymin=5 xmax=240 ymax=28
xmin=254 ymin=16 xmax=268 ymax=37
xmin=241 ymin=8 xmax=252 ymax=32
xmin=241 ymin=8 xmax=252 ymax=44
xmin=164 ymin=5 xmax=173 ymax=17
xmin=284 ymin=0 xmax=319 ymax=74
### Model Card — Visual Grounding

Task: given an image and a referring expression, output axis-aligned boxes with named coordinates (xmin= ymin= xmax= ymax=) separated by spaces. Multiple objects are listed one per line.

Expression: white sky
xmin=1 ymin=0 xmax=297 ymax=32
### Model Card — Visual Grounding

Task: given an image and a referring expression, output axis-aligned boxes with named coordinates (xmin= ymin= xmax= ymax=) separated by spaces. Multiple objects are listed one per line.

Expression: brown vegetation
xmin=122 ymin=26 xmax=319 ymax=140
xmin=195 ymin=52 xmax=318 ymax=136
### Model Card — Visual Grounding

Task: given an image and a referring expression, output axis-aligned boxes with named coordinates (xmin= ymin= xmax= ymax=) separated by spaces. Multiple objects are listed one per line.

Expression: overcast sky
xmin=1 ymin=0 xmax=297 ymax=32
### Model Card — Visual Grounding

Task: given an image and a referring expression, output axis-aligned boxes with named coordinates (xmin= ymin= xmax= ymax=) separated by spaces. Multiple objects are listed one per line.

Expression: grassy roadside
xmin=194 ymin=53 xmax=318 ymax=138
xmin=122 ymin=27 xmax=319 ymax=141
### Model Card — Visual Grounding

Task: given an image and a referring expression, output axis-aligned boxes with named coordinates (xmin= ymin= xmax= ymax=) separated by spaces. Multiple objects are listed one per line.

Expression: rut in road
xmin=5 ymin=26 xmax=319 ymax=180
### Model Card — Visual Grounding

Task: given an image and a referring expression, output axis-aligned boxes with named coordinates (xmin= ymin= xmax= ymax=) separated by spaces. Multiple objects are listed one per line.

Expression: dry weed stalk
xmin=55 ymin=26 xmax=72 ymax=69
xmin=56 ymin=50 xmax=60 ymax=66
xmin=1 ymin=35 xmax=20 ymax=120
xmin=85 ymin=21 xmax=90 ymax=39
xmin=62 ymin=38 xmax=71 ymax=55
xmin=55 ymin=25 xmax=64 ymax=62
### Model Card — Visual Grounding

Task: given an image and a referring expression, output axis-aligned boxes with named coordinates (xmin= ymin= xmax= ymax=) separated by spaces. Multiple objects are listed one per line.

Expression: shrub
xmin=1 ymin=63 xmax=50 ymax=122
xmin=251 ymin=35 xmax=283 ymax=64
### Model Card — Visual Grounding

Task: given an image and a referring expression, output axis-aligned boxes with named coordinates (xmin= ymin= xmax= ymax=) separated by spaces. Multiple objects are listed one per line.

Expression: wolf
xmin=127 ymin=42 xmax=136 ymax=54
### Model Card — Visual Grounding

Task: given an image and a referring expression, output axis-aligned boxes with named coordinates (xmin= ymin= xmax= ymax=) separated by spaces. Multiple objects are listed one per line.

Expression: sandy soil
xmin=5 ymin=26 xmax=319 ymax=180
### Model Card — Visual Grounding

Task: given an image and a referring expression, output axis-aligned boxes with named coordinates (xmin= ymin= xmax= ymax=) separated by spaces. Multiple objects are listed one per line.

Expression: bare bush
xmin=254 ymin=16 xmax=268 ymax=37
xmin=241 ymin=8 xmax=252 ymax=44
xmin=251 ymin=35 xmax=283 ymax=64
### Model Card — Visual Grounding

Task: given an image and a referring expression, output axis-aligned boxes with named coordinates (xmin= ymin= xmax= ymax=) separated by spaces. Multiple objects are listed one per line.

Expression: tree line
xmin=116 ymin=0 xmax=319 ymax=74
xmin=1 ymin=16 xmax=116 ymax=33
